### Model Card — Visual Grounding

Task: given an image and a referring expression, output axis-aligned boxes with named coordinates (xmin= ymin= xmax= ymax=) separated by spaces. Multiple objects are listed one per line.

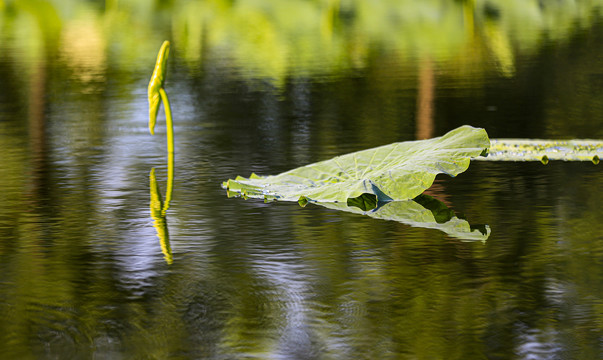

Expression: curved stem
xmin=159 ymin=87 xmax=174 ymax=154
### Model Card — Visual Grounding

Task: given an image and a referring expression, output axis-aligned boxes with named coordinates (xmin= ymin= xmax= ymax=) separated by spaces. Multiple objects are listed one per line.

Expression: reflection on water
xmin=1 ymin=1 xmax=603 ymax=359
xmin=301 ymin=194 xmax=491 ymax=241
xmin=150 ymin=168 xmax=173 ymax=264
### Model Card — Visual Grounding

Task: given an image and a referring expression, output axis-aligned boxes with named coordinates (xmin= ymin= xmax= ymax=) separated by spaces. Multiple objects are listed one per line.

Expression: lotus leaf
xmin=223 ymin=125 xmax=490 ymax=209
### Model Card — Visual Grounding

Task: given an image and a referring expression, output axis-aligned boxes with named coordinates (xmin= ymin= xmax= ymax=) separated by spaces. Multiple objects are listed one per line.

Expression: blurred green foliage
xmin=3 ymin=0 xmax=603 ymax=84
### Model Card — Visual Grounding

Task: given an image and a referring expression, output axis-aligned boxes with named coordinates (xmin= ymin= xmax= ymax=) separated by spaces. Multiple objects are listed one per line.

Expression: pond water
xmin=1 ymin=1 xmax=602 ymax=359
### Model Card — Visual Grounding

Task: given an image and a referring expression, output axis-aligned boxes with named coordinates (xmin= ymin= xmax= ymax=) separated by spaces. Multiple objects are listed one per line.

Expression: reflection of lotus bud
xmin=149 ymin=168 xmax=164 ymax=216
xmin=150 ymin=168 xmax=173 ymax=264
xmin=148 ymin=41 xmax=170 ymax=135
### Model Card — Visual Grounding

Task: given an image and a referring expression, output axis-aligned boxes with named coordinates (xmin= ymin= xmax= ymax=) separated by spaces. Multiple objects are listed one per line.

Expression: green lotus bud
xmin=148 ymin=41 xmax=170 ymax=135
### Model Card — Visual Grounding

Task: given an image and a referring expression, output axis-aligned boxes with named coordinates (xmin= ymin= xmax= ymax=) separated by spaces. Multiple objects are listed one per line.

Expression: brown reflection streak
xmin=415 ymin=59 xmax=434 ymax=140
xmin=27 ymin=54 xmax=50 ymax=207
xmin=422 ymin=181 xmax=452 ymax=208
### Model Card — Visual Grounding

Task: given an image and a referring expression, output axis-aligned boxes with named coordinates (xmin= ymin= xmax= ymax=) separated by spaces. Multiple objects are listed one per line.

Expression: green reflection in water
xmin=313 ymin=194 xmax=490 ymax=241
xmin=150 ymin=167 xmax=173 ymax=264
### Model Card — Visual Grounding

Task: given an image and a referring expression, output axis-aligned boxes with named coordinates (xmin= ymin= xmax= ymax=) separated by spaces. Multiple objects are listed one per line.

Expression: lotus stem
xmin=159 ymin=87 xmax=174 ymax=154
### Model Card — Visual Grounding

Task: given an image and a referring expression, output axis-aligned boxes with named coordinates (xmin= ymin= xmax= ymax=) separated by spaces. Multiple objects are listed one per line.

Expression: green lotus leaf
xmin=223 ymin=125 xmax=490 ymax=209
xmin=317 ymin=194 xmax=490 ymax=242
xmin=148 ymin=40 xmax=170 ymax=135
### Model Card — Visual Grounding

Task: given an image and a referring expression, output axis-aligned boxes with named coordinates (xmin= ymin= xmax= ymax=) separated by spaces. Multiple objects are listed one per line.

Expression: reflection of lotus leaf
xmin=317 ymin=194 xmax=490 ymax=242
xmin=224 ymin=125 xmax=490 ymax=209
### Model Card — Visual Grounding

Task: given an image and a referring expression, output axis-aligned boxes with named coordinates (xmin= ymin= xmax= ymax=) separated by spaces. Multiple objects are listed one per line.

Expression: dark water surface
xmin=1 ymin=1 xmax=602 ymax=359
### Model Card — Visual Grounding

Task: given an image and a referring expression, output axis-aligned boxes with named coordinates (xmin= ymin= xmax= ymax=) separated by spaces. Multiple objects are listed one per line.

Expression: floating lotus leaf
xmin=223 ymin=125 xmax=490 ymax=209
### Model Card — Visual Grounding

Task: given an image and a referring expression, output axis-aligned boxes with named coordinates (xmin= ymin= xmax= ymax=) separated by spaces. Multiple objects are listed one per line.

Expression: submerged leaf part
xmin=346 ymin=193 xmax=378 ymax=211
xmin=148 ymin=40 xmax=170 ymax=135
xmin=480 ymin=139 xmax=603 ymax=163
xmin=223 ymin=125 xmax=490 ymax=209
